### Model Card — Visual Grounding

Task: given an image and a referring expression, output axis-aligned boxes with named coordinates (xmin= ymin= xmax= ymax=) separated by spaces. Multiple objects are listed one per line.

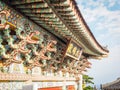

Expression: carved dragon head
xmin=0 ymin=10 xmax=10 ymax=20
xmin=30 ymin=30 xmax=40 ymax=41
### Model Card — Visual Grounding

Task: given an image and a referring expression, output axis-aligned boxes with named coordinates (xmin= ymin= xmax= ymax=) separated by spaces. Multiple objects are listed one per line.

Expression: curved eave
xmin=49 ymin=0 xmax=109 ymax=57
xmin=70 ymin=0 xmax=109 ymax=55
xmin=5 ymin=0 xmax=109 ymax=58
xmin=73 ymin=0 xmax=109 ymax=55
xmin=48 ymin=0 xmax=109 ymax=57
xmin=102 ymin=78 xmax=120 ymax=88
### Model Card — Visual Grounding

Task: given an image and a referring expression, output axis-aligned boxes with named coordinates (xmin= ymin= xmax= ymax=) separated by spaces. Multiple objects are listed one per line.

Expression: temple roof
xmin=5 ymin=0 xmax=109 ymax=59
xmin=102 ymin=78 xmax=120 ymax=89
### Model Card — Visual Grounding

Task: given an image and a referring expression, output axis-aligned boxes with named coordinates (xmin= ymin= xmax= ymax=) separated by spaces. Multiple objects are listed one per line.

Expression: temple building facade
xmin=0 ymin=0 xmax=109 ymax=90
xmin=101 ymin=78 xmax=120 ymax=90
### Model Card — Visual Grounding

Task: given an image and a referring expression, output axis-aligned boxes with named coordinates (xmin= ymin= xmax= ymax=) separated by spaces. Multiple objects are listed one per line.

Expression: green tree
xmin=83 ymin=75 xmax=94 ymax=84
xmin=83 ymin=75 xmax=94 ymax=90
xmin=84 ymin=85 xmax=94 ymax=90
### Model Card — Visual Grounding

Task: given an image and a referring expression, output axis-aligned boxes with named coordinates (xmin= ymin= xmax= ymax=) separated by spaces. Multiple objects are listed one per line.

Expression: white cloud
xmin=87 ymin=44 xmax=120 ymax=85
xmin=77 ymin=0 xmax=120 ymax=46
xmin=108 ymin=0 xmax=116 ymax=7
xmin=76 ymin=0 xmax=120 ymax=86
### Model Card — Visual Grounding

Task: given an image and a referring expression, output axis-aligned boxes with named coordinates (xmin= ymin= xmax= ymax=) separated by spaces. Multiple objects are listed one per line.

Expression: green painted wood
xmin=11 ymin=0 xmax=43 ymax=5
xmin=15 ymin=3 xmax=47 ymax=9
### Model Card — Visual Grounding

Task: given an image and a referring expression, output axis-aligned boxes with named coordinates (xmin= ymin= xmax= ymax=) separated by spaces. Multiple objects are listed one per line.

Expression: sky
xmin=76 ymin=0 xmax=120 ymax=86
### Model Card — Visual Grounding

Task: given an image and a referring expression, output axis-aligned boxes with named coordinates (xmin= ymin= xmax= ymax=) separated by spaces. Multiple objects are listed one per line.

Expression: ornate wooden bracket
xmin=0 ymin=10 xmax=16 ymax=30
xmin=3 ymin=50 xmax=22 ymax=67
xmin=26 ymin=39 xmax=57 ymax=69
xmin=1 ymin=30 xmax=40 ymax=66
xmin=0 ymin=10 xmax=10 ymax=30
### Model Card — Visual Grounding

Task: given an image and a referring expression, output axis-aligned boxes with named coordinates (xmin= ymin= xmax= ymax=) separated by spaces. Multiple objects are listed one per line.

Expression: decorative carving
xmin=0 ymin=36 xmax=10 ymax=59
xmin=27 ymin=60 xmax=44 ymax=70
xmin=3 ymin=28 xmax=10 ymax=37
xmin=46 ymin=40 xmax=57 ymax=52
xmin=48 ymin=60 xmax=60 ymax=72
xmin=2 ymin=30 xmax=40 ymax=67
xmin=0 ymin=1 xmax=79 ymax=78
xmin=7 ymin=36 xmax=18 ymax=49
xmin=15 ymin=28 xmax=26 ymax=39
xmin=30 ymin=44 xmax=39 ymax=56
xmin=2 ymin=66 xmax=9 ymax=73
xmin=26 ymin=31 xmax=40 ymax=44
xmin=59 ymin=57 xmax=86 ymax=77
xmin=3 ymin=51 xmax=22 ymax=67
xmin=25 ymin=39 xmax=57 ymax=70
xmin=0 ymin=10 xmax=10 ymax=30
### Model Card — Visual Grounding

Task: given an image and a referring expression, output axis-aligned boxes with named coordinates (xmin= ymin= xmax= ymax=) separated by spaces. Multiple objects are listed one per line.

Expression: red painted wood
xmin=67 ymin=85 xmax=75 ymax=90
xmin=38 ymin=87 xmax=62 ymax=90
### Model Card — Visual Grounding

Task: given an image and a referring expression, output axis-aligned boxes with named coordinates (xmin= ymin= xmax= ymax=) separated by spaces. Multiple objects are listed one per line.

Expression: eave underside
xmin=4 ymin=0 xmax=109 ymax=58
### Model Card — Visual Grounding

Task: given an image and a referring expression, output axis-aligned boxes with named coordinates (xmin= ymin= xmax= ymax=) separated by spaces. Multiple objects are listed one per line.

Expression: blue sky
xmin=76 ymin=0 xmax=120 ymax=86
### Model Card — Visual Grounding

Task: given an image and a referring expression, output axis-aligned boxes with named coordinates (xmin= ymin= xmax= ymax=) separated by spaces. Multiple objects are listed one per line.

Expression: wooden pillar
xmin=77 ymin=49 xmax=83 ymax=90
xmin=78 ymin=49 xmax=83 ymax=60
xmin=62 ymin=80 xmax=67 ymax=90
xmin=77 ymin=75 xmax=83 ymax=90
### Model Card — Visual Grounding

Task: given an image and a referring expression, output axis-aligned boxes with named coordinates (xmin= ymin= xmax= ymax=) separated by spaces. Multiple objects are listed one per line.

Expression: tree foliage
xmin=83 ymin=75 xmax=94 ymax=90
xmin=83 ymin=85 xmax=94 ymax=90
xmin=83 ymin=75 xmax=94 ymax=84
